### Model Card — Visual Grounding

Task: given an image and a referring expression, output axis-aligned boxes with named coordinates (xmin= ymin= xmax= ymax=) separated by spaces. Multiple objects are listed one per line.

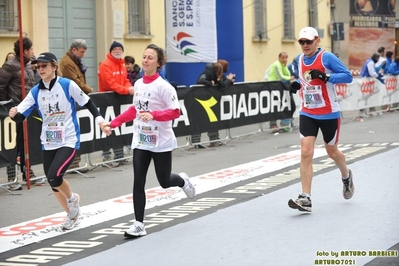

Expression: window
xmin=308 ymin=0 xmax=318 ymax=28
xmin=127 ymin=0 xmax=150 ymax=35
xmin=283 ymin=0 xmax=295 ymax=39
xmin=254 ymin=0 xmax=267 ymax=40
xmin=0 ymin=0 xmax=17 ymax=32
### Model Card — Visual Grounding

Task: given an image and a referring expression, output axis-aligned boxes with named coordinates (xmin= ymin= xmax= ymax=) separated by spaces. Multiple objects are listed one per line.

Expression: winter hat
xmin=109 ymin=41 xmax=124 ymax=53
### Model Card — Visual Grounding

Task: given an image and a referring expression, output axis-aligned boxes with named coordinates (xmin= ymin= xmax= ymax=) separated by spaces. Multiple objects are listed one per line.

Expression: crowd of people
xmin=358 ymin=46 xmax=399 ymax=115
xmin=8 ymin=24 xmax=399 ymax=234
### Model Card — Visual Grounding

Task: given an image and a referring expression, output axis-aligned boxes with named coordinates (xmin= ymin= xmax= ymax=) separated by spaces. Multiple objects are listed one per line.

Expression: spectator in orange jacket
xmin=98 ymin=41 xmax=134 ymax=95
xmin=98 ymin=41 xmax=134 ymax=167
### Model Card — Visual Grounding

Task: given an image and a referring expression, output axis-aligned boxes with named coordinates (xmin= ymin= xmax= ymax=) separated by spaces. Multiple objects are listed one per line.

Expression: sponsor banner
xmin=172 ymin=81 xmax=295 ymax=136
xmin=165 ymin=0 xmax=217 ymax=62
xmin=0 ymin=101 xmax=18 ymax=168
xmin=335 ymin=76 xmax=399 ymax=110
xmin=1 ymin=79 xmax=398 ymax=166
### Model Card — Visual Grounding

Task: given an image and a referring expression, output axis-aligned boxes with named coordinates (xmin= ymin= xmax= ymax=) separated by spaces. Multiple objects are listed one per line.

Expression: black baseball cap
xmin=32 ymin=52 xmax=58 ymax=64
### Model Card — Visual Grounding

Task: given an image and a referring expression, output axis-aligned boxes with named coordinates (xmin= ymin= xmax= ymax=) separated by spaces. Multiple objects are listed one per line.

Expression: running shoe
xmin=67 ymin=193 xmax=81 ymax=221
xmin=180 ymin=172 xmax=195 ymax=199
xmin=342 ymin=169 xmax=355 ymax=200
xmin=62 ymin=216 xmax=81 ymax=230
xmin=124 ymin=221 xmax=147 ymax=237
xmin=288 ymin=194 xmax=312 ymax=212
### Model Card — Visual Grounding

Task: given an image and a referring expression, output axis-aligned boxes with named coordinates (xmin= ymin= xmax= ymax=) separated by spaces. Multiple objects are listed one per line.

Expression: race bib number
xmin=303 ymin=85 xmax=326 ymax=109
xmin=133 ymin=120 xmax=159 ymax=148
xmin=45 ymin=123 xmax=65 ymax=145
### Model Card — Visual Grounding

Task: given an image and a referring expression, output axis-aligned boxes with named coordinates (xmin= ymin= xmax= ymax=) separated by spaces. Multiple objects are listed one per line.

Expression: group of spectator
xmin=359 ymin=46 xmax=399 ymax=114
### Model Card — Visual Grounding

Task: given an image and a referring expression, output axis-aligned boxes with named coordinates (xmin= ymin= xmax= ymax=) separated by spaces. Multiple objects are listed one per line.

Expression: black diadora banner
xmin=0 ymin=81 xmax=293 ymax=166
xmin=173 ymin=81 xmax=294 ymax=136
xmin=0 ymin=101 xmax=18 ymax=168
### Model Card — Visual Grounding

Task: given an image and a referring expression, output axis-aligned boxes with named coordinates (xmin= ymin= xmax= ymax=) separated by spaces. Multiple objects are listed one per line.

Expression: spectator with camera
xmin=191 ymin=60 xmax=235 ymax=148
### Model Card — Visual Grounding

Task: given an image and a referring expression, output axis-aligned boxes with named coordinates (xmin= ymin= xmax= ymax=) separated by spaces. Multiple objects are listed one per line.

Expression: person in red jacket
xmin=98 ymin=41 xmax=134 ymax=166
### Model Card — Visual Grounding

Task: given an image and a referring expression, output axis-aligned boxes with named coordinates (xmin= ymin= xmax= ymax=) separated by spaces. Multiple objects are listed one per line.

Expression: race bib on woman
xmin=133 ymin=120 xmax=159 ymax=148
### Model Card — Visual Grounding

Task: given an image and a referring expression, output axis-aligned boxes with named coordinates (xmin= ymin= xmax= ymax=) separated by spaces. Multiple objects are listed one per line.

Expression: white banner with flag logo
xmin=165 ymin=0 xmax=217 ymax=63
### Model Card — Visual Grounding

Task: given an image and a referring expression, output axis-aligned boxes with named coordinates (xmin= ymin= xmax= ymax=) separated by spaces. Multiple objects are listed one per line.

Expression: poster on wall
xmin=348 ymin=0 xmax=396 ymax=70
xmin=165 ymin=0 xmax=217 ymax=63
xmin=350 ymin=0 xmax=396 ymax=28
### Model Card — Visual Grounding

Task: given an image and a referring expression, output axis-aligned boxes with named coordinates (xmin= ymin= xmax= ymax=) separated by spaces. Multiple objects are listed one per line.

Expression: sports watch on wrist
xmin=325 ymin=74 xmax=330 ymax=82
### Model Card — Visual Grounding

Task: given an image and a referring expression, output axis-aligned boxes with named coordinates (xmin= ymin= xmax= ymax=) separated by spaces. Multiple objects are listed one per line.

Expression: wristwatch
xmin=325 ymin=74 xmax=330 ymax=82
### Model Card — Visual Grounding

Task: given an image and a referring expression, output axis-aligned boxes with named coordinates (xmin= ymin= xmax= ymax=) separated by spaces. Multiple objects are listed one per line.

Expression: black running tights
xmin=133 ymin=148 xmax=184 ymax=222
xmin=43 ymin=147 xmax=76 ymax=190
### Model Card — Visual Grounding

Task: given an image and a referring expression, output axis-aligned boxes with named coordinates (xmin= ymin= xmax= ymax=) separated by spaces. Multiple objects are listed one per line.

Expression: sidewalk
xmin=65 ymin=147 xmax=399 ymax=266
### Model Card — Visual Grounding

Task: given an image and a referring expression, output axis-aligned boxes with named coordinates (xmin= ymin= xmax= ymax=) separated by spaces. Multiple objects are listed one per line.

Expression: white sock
xmin=67 ymin=193 xmax=75 ymax=202
xmin=301 ymin=192 xmax=311 ymax=198
xmin=342 ymin=171 xmax=350 ymax=180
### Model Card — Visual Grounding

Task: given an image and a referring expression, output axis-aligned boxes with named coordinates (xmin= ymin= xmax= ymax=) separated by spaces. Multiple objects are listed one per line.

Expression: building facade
xmin=3 ymin=1 xmax=393 ymax=89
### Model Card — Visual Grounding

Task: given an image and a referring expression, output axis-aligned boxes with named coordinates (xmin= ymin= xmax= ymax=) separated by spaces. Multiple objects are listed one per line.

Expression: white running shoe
xmin=180 ymin=172 xmax=195 ymax=199
xmin=62 ymin=216 xmax=81 ymax=230
xmin=124 ymin=221 xmax=147 ymax=238
xmin=67 ymin=193 xmax=81 ymax=221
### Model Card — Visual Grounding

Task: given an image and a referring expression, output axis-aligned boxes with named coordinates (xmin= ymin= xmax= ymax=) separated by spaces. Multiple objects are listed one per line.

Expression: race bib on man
xmin=303 ymin=85 xmax=326 ymax=109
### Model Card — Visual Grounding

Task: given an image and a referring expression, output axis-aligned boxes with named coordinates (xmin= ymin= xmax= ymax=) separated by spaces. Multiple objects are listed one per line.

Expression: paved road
xmin=0 ymin=111 xmax=398 ymax=265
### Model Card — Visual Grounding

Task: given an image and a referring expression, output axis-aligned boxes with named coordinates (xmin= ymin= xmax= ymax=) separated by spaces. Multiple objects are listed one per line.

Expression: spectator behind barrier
xmin=98 ymin=41 xmax=134 ymax=167
xmin=59 ymin=39 xmax=94 ymax=173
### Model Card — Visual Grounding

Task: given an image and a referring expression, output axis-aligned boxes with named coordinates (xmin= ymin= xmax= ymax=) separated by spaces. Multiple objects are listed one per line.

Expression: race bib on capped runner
xmin=45 ymin=122 xmax=65 ymax=145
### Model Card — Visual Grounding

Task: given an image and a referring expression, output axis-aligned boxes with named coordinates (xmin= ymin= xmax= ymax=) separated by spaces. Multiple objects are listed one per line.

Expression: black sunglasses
xmin=298 ymin=39 xmax=316 ymax=45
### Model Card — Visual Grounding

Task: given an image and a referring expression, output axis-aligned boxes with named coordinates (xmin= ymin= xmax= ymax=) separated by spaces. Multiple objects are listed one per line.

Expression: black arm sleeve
xmin=12 ymin=113 xmax=26 ymax=123
xmin=84 ymin=99 xmax=102 ymax=118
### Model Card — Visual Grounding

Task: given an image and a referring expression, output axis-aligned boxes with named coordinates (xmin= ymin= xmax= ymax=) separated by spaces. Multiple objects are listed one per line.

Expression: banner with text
xmin=165 ymin=0 xmax=217 ymax=63
xmin=1 ymin=77 xmax=398 ymax=167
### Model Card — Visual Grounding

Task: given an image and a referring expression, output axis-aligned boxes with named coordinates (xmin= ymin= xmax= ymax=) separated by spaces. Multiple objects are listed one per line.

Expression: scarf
xmin=69 ymin=50 xmax=87 ymax=74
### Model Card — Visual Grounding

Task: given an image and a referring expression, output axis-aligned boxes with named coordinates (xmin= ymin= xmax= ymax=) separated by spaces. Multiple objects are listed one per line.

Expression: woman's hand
xmin=100 ymin=122 xmax=112 ymax=136
xmin=139 ymin=111 xmax=153 ymax=123
xmin=9 ymin=107 xmax=18 ymax=118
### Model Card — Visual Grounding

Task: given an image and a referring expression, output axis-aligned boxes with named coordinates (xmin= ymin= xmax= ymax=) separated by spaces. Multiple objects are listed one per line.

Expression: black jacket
xmin=196 ymin=63 xmax=232 ymax=88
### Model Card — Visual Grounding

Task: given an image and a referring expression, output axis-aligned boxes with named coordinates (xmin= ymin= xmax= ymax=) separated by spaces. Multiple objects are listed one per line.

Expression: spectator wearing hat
xmin=98 ymin=41 xmax=134 ymax=167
